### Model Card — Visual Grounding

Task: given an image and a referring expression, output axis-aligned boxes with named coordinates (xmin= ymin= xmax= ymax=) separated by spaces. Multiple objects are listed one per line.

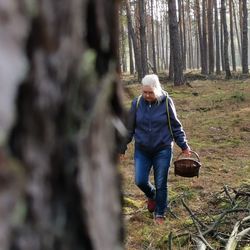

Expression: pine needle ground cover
xmin=120 ymin=78 xmax=250 ymax=250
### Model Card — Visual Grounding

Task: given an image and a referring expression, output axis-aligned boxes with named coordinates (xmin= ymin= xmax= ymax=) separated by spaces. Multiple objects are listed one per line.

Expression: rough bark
xmin=241 ymin=0 xmax=248 ymax=74
xmin=151 ymin=0 xmax=157 ymax=73
xmin=125 ymin=0 xmax=143 ymax=80
xmin=221 ymin=0 xmax=232 ymax=78
xmin=207 ymin=0 xmax=214 ymax=74
xmin=139 ymin=0 xmax=148 ymax=77
xmin=229 ymin=0 xmax=236 ymax=71
xmin=3 ymin=0 xmax=124 ymax=249
xmin=202 ymin=0 xmax=208 ymax=75
xmin=195 ymin=0 xmax=205 ymax=74
xmin=214 ymin=0 xmax=221 ymax=74
xmin=168 ymin=0 xmax=185 ymax=85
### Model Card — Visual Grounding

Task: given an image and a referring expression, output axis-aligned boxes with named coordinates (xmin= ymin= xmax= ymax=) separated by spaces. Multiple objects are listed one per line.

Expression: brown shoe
xmin=155 ymin=217 xmax=165 ymax=225
xmin=147 ymin=198 xmax=156 ymax=213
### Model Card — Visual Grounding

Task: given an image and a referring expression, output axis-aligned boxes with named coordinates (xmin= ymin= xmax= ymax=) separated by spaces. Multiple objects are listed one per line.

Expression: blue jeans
xmin=134 ymin=146 xmax=172 ymax=217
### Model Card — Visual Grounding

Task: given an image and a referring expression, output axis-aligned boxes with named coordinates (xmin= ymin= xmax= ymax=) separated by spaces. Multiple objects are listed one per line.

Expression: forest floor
xmin=119 ymin=73 xmax=250 ymax=250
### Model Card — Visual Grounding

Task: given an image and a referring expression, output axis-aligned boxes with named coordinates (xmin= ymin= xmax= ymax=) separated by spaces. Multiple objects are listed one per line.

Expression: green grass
xmin=120 ymin=77 xmax=250 ymax=250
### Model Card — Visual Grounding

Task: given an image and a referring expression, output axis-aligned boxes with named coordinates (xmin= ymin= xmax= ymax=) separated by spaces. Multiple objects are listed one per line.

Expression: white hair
xmin=141 ymin=74 xmax=166 ymax=101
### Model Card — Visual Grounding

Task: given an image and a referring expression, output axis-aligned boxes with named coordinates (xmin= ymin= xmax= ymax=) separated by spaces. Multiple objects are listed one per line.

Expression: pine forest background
xmin=119 ymin=0 xmax=250 ymax=82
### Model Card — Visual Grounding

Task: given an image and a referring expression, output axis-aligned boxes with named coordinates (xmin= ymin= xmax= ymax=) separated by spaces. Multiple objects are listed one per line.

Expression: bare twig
xmin=168 ymin=232 xmax=173 ymax=250
xmin=203 ymin=208 xmax=250 ymax=236
xmin=223 ymin=185 xmax=236 ymax=206
xmin=181 ymin=199 xmax=214 ymax=250
xmin=181 ymin=199 xmax=209 ymax=229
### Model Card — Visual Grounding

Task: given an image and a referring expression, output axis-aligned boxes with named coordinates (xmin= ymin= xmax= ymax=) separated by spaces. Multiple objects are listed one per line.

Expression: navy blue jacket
xmin=120 ymin=94 xmax=189 ymax=153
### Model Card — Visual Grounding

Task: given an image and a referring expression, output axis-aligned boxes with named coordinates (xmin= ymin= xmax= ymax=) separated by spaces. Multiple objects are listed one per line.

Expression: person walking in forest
xmin=119 ymin=74 xmax=191 ymax=225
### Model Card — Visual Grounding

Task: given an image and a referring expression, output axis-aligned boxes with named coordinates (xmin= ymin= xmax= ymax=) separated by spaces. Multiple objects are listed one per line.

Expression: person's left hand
xmin=182 ymin=148 xmax=191 ymax=156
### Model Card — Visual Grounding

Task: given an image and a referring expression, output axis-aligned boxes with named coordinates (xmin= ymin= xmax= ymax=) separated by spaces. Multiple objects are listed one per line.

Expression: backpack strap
xmin=136 ymin=94 xmax=174 ymax=139
xmin=165 ymin=94 xmax=174 ymax=138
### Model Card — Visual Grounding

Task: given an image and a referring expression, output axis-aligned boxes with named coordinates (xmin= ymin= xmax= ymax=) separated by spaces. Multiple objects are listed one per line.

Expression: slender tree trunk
xmin=169 ymin=49 xmax=174 ymax=80
xmin=221 ymin=0 xmax=232 ymax=78
xmin=120 ymin=22 xmax=127 ymax=73
xmin=202 ymin=0 xmax=208 ymax=74
xmin=160 ymin=13 xmax=166 ymax=69
xmin=220 ymin=10 xmax=225 ymax=71
xmin=139 ymin=0 xmax=148 ymax=76
xmin=233 ymin=0 xmax=241 ymax=62
xmin=229 ymin=0 xmax=236 ymax=71
xmin=165 ymin=14 xmax=169 ymax=70
xmin=195 ymin=0 xmax=205 ymax=74
xmin=125 ymin=0 xmax=143 ymax=80
xmin=128 ymin=34 xmax=135 ymax=74
xmin=207 ymin=0 xmax=214 ymax=74
xmin=178 ymin=0 xmax=184 ymax=70
xmin=182 ymin=0 xmax=187 ymax=70
xmin=151 ymin=0 xmax=157 ymax=73
xmin=7 ymin=0 xmax=124 ymax=249
xmin=214 ymin=0 xmax=221 ymax=74
xmin=168 ymin=0 xmax=185 ymax=85
xmin=241 ymin=0 xmax=248 ymax=74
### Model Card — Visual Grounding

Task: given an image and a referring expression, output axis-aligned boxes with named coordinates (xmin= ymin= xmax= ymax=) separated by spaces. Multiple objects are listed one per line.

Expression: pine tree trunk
xmin=229 ymin=0 xmax=236 ymax=71
xmin=195 ymin=0 xmax=205 ymax=74
xmin=202 ymin=0 xmax=208 ymax=74
xmin=168 ymin=0 xmax=185 ymax=85
xmin=241 ymin=0 xmax=248 ymax=74
xmin=5 ymin=0 xmax=124 ymax=249
xmin=139 ymin=0 xmax=148 ymax=77
xmin=233 ymin=0 xmax=241 ymax=62
xmin=125 ymin=0 xmax=143 ymax=80
xmin=214 ymin=0 xmax=221 ymax=74
xmin=207 ymin=0 xmax=214 ymax=74
xmin=221 ymin=0 xmax=232 ymax=78
xmin=151 ymin=0 xmax=157 ymax=73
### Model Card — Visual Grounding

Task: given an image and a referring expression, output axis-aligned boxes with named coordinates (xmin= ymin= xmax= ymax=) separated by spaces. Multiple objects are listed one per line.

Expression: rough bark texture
xmin=214 ymin=0 xmax=221 ymax=74
xmin=139 ymin=0 xmax=148 ymax=77
xmin=207 ymin=0 xmax=214 ymax=74
xmin=2 ymin=0 xmax=124 ymax=249
xmin=229 ymin=0 xmax=236 ymax=71
xmin=221 ymin=0 xmax=232 ymax=79
xmin=168 ymin=0 xmax=184 ymax=85
xmin=241 ymin=0 xmax=248 ymax=74
xmin=125 ymin=0 xmax=143 ymax=80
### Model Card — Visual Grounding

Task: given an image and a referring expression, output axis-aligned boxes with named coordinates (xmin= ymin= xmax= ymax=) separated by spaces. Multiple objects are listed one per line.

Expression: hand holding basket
xmin=174 ymin=150 xmax=201 ymax=178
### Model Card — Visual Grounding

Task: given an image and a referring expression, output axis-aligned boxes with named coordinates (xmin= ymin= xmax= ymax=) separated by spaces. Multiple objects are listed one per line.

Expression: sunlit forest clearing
xmin=120 ymin=74 xmax=250 ymax=249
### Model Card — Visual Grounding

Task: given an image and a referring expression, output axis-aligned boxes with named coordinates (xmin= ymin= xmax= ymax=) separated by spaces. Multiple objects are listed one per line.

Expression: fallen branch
xmin=225 ymin=215 xmax=250 ymax=250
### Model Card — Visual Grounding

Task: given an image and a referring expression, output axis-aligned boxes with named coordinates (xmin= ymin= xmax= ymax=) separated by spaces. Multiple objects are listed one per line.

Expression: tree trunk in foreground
xmin=1 ymin=0 xmax=124 ymax=249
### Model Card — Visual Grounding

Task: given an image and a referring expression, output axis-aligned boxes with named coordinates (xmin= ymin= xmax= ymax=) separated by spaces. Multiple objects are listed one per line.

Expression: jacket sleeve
xmin=117 ymin=98 xmax=137 ymax=154
xmin=168 ymin=97 xmax=190 ymax=150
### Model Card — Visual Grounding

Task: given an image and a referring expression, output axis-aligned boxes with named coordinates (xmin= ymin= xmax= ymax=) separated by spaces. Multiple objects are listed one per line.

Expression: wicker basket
xmin=174 ymin=150 xmax=201 ymax=178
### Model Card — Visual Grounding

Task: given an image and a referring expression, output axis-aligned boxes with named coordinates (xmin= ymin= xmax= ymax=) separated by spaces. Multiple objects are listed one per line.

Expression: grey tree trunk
xmin=233 ymin=0 xmax=242 ymax=62
xmin=151 ymin=0 xmax=157 ymax=73
xmin=168 ymin=0 xmax=185 ymax=85
xmin=202 ymin=0 xmax=208 ymax=74
xmin=207 ymin=0 xmax=214 ymax=74
xmin=221 ymin=0 xmax=232 ymax=78
xmin=214 ymin=0 xmax=221 ymax=74
xmin=125 ymin=0 xmax=143 ymax=80
xmin=139 ymin=0 xmax=148 ymax=77
xmin=220 ymin=11 xmax=225 ymax=71
xmin=2 ymin=0 xmax=124 ymax=249
xmin=195 ymin=0 xmax=205 ymax=74
xmin=178 ymin=0 xmax=184 ymax=70
xmin=229 ymin=0 xmax=236 ymax=71
xmin=241 ymin=0 xmax=248 ymax=74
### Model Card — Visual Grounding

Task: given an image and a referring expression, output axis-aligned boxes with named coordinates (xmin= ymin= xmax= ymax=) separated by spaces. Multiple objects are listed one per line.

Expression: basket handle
xmin=176 ymin=150 xmax=200 ymax=162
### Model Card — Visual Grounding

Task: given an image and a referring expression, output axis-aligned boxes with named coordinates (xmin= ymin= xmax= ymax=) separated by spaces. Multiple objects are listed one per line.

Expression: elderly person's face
xmin=142 ymin=85 xmax=156 ymax=102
